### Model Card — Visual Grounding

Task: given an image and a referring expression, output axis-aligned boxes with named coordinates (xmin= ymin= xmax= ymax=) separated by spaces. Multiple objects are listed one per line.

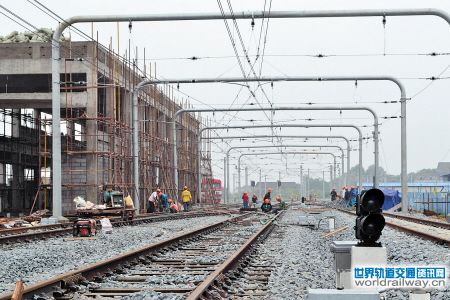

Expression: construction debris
xmin=0 ymin=28 xmax=69 ymax=43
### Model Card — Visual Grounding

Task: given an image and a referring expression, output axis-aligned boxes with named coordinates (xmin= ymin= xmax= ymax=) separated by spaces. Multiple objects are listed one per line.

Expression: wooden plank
xmin=11 ymin=280 xmax=23 ymax=300
xmin=321 ymin=225 xmax=350 ymax=238
xmin=63 ymin=237 xmax=96 ymax=241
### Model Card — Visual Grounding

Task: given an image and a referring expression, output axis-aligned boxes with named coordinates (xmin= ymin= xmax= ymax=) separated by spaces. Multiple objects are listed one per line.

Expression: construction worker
xmin=276 ymin=195 xmax=286 ymax=209
xmin=340 ymin=187 xmax=346 ymax=201
xmin=330 ymin=188 xmax=337 ymax=201
xmin=181 ymin=186 xmax=192 ymax=212
xmin=242 ymin=192 xmax=249 ymax=209
xmin=157 ymin=190 xmax=169 ymax=212
xmin=263 ymin=188 xmax=272 ymax=201
xmin=168 ymin=199 xmax=179 ymax=213
xmin=124 ymin=192 xmax=134 ymax=209
xmin=147 ymin=188 xmax=159 ymax=213
xmin=261 ymin=198 xmax=272 ymax=213
xmin=103 ymin=186 xmax=113 ymax=206
xmin=251 ymin=194 xmax=258 ymax=208
xmin=350 ymin=186 xmax=358 ymax=207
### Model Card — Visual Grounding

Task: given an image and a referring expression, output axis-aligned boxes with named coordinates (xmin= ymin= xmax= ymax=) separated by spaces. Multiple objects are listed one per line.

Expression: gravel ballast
xmin=0 ymin=215 xmax=230 ymax=294
xmin=262 ymin=209 xmax=449 ymax=300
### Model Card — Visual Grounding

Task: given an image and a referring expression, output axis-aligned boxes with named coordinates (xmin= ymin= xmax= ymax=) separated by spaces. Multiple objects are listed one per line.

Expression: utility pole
xmin=278 ymin=171 xmax=281 ymax=196
xmin=259 ymin=168 xmax=262 ymax=198
xmin=223 ymin=157 xmax=226 ymax=204
xmin=245 ymin=166 xmax=248 ymax=193
xmin=233 ymin=173 xmax=236 ymax=201
xmin=264 ymin=175 xmax=267 ymax=193
xmin=330 ymin=165 xmax=333 ymax=189
xmin=323 ymin=170 xmax=325 ymax=200
xmin=307 ymin=168 xmax=310 ymax=198
xmin=300 ymin=165 xmax=303 ymax=198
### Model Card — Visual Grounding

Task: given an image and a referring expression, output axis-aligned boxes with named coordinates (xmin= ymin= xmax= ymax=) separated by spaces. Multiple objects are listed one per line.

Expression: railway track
xmin=383 ymin=211 xmax=450 ymax=230
xmin=0 ymin=211 xmax=282 ymax=300
xmin=336 ymin=208 xmax=450 ymax=245
xmin=0 ymin=212 xmax=223 ymax=245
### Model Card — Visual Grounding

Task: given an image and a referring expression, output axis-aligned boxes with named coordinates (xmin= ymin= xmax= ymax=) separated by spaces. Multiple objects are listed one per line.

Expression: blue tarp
xmin=381 ymin=189 xmax=401 ymax=211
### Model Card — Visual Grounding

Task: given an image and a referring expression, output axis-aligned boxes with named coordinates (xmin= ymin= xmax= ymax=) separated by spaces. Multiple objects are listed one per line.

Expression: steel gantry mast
xmin=50 ymin=8 xmax=450 ymax=216
xmin=200 ymin=124 xmax=363 ymax=204
xmin=207 ymin=134 xmax=351 ymax=203
xmin=234 ymin=151 xmax=339 ymax=202
xmin=232 ymin=144 xmax=345 ymax=194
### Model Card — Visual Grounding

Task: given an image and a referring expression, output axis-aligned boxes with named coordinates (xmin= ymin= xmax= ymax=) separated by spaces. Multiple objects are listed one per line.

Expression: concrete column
xmin=11 ymin=109 xmax=23 ymax=212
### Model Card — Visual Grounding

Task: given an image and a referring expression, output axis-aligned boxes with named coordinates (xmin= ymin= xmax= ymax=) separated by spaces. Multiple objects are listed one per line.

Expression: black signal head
xmin=360 ymin=188 xmax=385 ymax=214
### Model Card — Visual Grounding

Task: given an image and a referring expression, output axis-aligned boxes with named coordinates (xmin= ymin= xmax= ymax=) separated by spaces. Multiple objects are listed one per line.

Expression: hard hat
xmin=244 ymin=191 xmax=248 ymax=194
xmin=183 ymin=186 xmax=188 ymax=190
xmin=156 ymin=188 xmax=161 ymax=192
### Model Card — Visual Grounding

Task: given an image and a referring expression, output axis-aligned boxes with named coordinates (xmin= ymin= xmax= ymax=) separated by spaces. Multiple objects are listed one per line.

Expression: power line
xmin=129 ymin=51 xmax=450 ymax=61
xmin=409 ymin=63 xmax=450 ymax=99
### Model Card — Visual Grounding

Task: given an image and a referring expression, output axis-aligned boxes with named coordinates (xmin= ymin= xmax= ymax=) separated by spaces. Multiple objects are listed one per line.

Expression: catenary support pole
xmin=202 ymin=124 xmax=362 ymax=204
xmin=323 ymin=170 xmax=325 ymax=200
xmin=237 ymin=151 xmax=338 ymax=199
xmin=174 ymin=104 xmax=381 ymax=208
xmin=175 ymin=104 xmax=378 ymax=198
xmin=307 ymin=169 xmax=310 ymax=197
xmin=223 ymin=157 xmax=226 ymax=203
xmin=259 ymin=169 xmax=262 ymax=201
xmin=233 ymin=144 xmax=344 ymax=193
xmin=50 ymin=8 xmax=445 ymax=216
xmin=330 ymin=165 xmax=333 ymax=189
xmin=300 ymin=165 xmax=303 ymax=198
xmin=206 ymin=134 xmax=351 ymax=185
xmin=237 ymin=148 xmax=341 ymax=198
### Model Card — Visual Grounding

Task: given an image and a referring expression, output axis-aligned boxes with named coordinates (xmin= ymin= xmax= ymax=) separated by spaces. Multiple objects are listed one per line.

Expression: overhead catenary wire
xmin=215 ymin=0 xmax=273 ymax=124
xmin=130 ymin=51 xmax=450 ymax=61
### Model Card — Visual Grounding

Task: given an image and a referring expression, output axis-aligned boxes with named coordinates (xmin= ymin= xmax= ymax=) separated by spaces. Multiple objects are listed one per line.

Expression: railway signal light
xmin=355 ymin=188 xmax=385 ymax=246
xmin=277 ymin=180 xmax=281 ymax=187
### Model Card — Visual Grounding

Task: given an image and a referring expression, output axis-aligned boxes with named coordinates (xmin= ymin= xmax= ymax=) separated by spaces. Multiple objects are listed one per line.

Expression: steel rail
xmin=382 ymin=212 xmax=450 ymax=230
xmin=186 ymin=211 xmax=283 ymax=300
xmin=0 ymin=223 xmax=68 ymax=236
xmin=336 ymin=208 xmax=450 ymax=245
xmin=0 ymin=211 xmax=221 ymax=245
xmin=0 ymin=213 xmax=250 ymax=300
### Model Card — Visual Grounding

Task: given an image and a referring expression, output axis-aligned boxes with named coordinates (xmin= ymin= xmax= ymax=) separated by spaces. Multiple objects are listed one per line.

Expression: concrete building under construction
xmin=0 ymin=40 xmax=209 ymax=216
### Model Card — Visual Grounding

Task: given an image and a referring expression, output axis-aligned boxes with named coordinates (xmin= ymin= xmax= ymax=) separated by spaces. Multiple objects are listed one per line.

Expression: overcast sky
xmin=1 ymin=0 xmax=449 ymax=183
